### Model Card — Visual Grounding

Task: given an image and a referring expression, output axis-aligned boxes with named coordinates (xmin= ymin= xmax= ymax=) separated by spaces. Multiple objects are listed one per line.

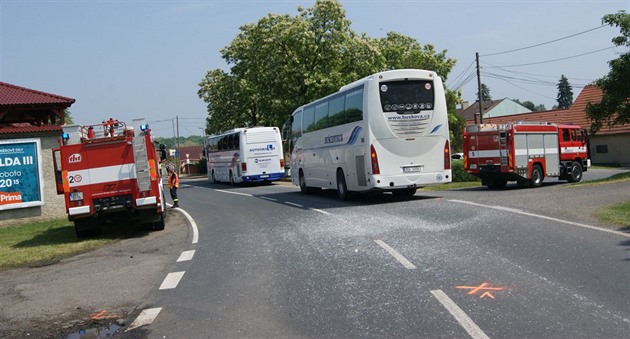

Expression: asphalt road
xmin=1 ymin=167 xmax=628 ymax=338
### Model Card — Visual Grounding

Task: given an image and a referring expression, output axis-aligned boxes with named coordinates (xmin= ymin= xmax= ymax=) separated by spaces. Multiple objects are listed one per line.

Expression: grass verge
xmin=421 ymin=181 xmax=481 ymax=191
xmin=596 ymin=201 xmax=630 ymax=230
xmin=0 ymin=218 xmax=143 ymax=272
xmin=570 ymin=171 xmax=630 ymax=187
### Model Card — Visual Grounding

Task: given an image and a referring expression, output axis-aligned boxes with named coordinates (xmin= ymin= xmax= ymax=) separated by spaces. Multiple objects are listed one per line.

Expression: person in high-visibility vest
xmin=166 ymin=165 xmax=179 ymax=208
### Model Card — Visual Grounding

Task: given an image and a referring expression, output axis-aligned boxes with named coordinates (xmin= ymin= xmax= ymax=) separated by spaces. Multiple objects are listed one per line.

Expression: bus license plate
xmin=403 ymin=166 xmax=422 ymax=173
xmin=260 ymin=175 xmax=269 ymax=178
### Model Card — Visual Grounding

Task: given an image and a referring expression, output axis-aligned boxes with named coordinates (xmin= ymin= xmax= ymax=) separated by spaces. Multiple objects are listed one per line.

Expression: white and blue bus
xmin=205 ymin=127 xmax=285 ymax=184
xmin=283 ymin=69 xmax=452 ymax=200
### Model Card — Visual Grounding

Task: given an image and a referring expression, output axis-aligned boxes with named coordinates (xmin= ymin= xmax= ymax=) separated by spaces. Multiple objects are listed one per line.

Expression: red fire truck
xmin=463 ymin=122 xmax=590 ymax=189
xmin=52 ymin=118 xmax=166 ymax=237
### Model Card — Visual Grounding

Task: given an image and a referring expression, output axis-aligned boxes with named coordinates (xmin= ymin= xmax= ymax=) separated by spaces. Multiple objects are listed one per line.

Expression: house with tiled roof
xmin=459 ymin=98 xmax=532 ymax=124
xmin=177 ymin=145 xmax=204 ymax=175
xmin=474 ymin=85 xmax=630 ymax=166
xmin=0 ymin=82 xmax=75 ymax=226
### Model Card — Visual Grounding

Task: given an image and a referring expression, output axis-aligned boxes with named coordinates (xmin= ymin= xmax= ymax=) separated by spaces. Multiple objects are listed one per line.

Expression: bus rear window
xmin=379 ymin=80 xmax=434 ymax=114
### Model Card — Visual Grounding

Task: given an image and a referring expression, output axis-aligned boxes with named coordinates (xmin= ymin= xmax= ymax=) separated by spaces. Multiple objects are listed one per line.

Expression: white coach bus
xmin=283 ymin=69 xmax=452 ymax=200
xmin=205 ymin=127 xmax=285 ymax=184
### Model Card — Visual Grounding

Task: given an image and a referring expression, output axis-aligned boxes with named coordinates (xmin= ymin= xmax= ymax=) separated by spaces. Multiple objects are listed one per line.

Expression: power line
xmin=481 ymin=24 xmax=607 ymax=57
xmin=494 ymin=46 xmax=614 ymax=68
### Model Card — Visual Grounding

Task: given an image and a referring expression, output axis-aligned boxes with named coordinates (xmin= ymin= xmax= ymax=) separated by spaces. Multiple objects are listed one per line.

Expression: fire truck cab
xmin=463 ymin=122 xmax=590 ymax=189
xmin=52 ymin=118 xmax=166 ymax=237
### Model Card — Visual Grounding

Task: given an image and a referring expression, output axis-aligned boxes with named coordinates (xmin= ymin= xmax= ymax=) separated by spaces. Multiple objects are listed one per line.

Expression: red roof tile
xmin=0 ymin=82 xmax=75 ymax=106
xmin=471 ymin=85 xmax=630 ymax=136
xmin=0 ymin=123 xmax=62 ymax=134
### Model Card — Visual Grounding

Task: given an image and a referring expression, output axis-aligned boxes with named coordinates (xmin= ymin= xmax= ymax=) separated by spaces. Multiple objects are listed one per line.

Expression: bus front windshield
xmin=379 ymin=80 xmax=434 ymax=114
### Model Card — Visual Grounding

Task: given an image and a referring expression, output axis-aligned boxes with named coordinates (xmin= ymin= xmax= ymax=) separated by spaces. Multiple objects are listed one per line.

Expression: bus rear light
xmin=280 ymin=159 xmax=285 ymax=168
xmin=444 ymin=140 xmax=451 ymax=170
xmin=370 ymin=144 xmax=380 ymax=175
xmin=241 ymin=162 xmax=247 ymax=172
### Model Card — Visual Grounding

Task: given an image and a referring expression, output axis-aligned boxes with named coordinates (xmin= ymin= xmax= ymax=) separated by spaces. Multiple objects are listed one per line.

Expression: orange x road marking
xmin=89 ymin=310 xmax=119 ymax=320
xmin=456 ymin=282 xmax=506 ymax=299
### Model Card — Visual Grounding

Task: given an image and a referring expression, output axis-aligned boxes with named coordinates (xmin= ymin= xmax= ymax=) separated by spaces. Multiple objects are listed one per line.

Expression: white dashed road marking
xmin=177 ymin=250 xmax=196 ymax=262
xmin=374 ymin=239 xmax=417 ymax=269
xmin=126 ymin=307 xmax=162 ymax=332
xmin=159 ymin=271 xmax=186 ymax=290
xmin=285 ymin=202 xmax=303 ymax=208
xmin=431 ymin=289 xmax=490 ymax=339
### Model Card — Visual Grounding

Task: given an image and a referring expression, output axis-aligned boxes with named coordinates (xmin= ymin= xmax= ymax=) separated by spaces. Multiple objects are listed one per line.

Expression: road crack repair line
xmin=449 ymin=199 xmax=630 ymax=238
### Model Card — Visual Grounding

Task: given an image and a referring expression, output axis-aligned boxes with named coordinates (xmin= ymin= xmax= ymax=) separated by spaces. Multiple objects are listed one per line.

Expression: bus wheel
xmin=299 ymin=169 xmax=309 ymax=193
xmin=211 ymin=170 xmax=218 ymax=183
xmin=392 ymin=187 xmax=417 ymax=199
xmin=530 ymin=164 xmax=544 ymax=188
xmin=336 ymin=169 xmax=350 ymax=201
xmin=567 ymin=161 xmax=583 ymax=183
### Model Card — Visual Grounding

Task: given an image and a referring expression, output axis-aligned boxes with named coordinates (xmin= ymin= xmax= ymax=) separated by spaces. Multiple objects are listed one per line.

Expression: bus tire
xmin=530 ymin=164 xmax=544 ymax=188
xmin=299 ymin=169 xmax=309 ymax=193
xmin=567 ymin=161 xmax=583 ymax=183
xmin=211 ymin=170 xmax=218 ymax=183
xmin=336 ymin=169 xmax=350 ymax=201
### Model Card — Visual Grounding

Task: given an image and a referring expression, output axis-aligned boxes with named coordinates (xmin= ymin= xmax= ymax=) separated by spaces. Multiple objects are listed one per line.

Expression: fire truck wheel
xmin=153 ymin=212 xmax=165 ymax=231
xmin=74 ymin=218 xmax=100 ymax=238
xmin=486 ymin=178 xmax=507 ymax=189
xmin=567 ymin=162 xmax=583 ymax=183
xmin=530 ymin=164 xmax=544 ymax=188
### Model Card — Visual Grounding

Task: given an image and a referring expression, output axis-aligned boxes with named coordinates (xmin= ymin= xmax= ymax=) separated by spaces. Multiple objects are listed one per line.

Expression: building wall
xmin=484 ymin=99 xmax=531 ymax=119
xmin=0 ymin=133 xmax=67 ymax=227
xmin=589 ymin=134 xmax=630 ymax=166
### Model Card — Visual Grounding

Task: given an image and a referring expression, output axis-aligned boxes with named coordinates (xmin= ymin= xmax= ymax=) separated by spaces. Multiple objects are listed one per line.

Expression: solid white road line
xmin=174 ymin=208 xmax=199 ymax=244
xmin=311 ymin=208 xmax=331 ymax=215
xmin=125 ymin=307 xmax=162 ymax=331
xmin=215 ymin=189 xmax=253 ymax=197
xmin=159 ymin=271 xmax=185 ymax=290
xmin=285 ymin=202 xmax=303 ymax=208
xmin=177 ymin=250 xmax=196 ymax=262
xmin=449 ymin=199 xmax=630 ymax=238
xmin=431 ymin=289 xmax=490 ymax=339
xmin=374 ymin=239 xmax=417 ymax=269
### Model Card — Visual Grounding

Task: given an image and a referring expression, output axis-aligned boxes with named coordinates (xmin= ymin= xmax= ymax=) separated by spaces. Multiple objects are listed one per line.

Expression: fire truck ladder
xmin=133 ymin=136 xmax=152 ymax=192
xmin=499 ymin=131 xmax=509 ymax=167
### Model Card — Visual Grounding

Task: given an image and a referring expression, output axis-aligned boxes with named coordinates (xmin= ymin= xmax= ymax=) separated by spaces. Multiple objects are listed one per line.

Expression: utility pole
xmin=476 ymin=52 xmax=484 ymax=124
xmin=176 ymin=115 xmax=180 ymax=175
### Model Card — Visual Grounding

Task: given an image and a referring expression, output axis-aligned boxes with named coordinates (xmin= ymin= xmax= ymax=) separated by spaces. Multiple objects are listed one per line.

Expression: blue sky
xmin=2 ymin=0 xmax=629 ymax=138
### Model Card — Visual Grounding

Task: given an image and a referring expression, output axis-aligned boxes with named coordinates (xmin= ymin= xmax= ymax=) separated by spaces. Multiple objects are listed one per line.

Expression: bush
xmin=451 ymin=160 xmax=479 ymax=182
xmin=196 ymin=158 xmax=208 ymax=174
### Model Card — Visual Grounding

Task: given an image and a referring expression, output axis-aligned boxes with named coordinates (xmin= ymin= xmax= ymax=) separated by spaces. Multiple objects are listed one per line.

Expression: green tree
xmin=586 ymin=10 xmax=630 ymax=134
xmin=476 ymin=83 xmax=492 ymax=101
xmin=63 ymin=109 xmax=73 ymax=124
xmin=511 ymin=98 xmax=546 ymax=112
xmin=556 ymin=74 xmax=573 ymax=109
xmin=198 ymin=0 xmax=461 ymax=143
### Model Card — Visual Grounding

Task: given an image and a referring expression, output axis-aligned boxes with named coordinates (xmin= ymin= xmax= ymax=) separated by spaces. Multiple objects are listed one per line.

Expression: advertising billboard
xmin=0 ymin=139 xmax=44 ymax=210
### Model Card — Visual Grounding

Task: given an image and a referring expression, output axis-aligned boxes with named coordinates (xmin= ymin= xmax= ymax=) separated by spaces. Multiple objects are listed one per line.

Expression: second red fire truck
xmin=53 ymin=118 xmax=166 ymax=237
xmin=463 ymin=122 xmax=590 ymax=189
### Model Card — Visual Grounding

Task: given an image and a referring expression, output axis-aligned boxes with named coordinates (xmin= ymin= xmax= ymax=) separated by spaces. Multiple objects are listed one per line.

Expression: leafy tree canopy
xmin=198 ymin=0 xmax=461 ymax=145
xmin=586 ymin=10 xmax=630 ymax=134
xmin=556 ymin=74 xmax=573 ymax=109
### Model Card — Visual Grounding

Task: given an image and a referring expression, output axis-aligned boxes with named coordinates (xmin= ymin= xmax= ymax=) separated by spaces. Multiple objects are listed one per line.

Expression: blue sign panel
xmin=0 ymin=139 xmax=44 ymax=210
